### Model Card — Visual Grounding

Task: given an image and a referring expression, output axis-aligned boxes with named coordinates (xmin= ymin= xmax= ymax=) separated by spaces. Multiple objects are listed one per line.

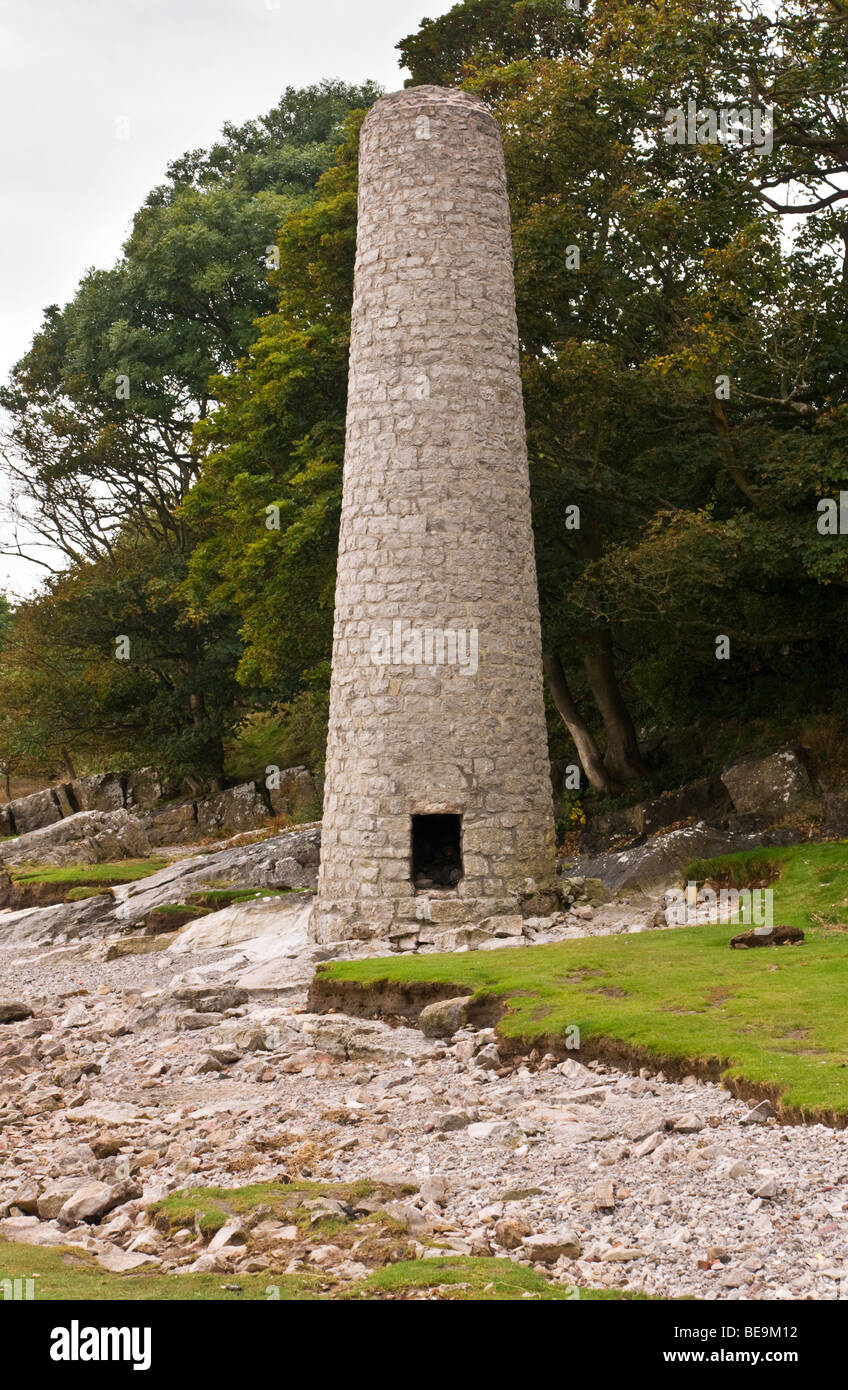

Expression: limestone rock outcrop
xmin=0 ymin=809 xmax=151 ymax=868
xmin=721 ymin=747 xmax=815 ymax=818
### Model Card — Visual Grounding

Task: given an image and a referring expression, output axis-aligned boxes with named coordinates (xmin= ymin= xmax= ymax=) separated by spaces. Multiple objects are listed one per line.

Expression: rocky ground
xmin=0 ymin=833 xmax=846 ymax=1301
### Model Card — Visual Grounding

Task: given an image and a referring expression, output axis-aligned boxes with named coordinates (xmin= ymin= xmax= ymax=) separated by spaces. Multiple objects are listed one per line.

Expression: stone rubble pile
xmin=0 ymin=866 xmax=845 ymax=1300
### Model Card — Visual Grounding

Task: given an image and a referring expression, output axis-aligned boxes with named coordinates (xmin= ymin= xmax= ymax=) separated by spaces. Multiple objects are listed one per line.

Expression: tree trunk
xmin=543 ymin=650 xmax=613 ymax=793
xmin=582 ymin=626 xmax=646 ymax=787
xmin=60 ymin=746 xmax=77 ymax=780
xmin=207 ymin=744 xmax=226 ymax=795
xmin=189 ymin=693 xmax=226 ymax=792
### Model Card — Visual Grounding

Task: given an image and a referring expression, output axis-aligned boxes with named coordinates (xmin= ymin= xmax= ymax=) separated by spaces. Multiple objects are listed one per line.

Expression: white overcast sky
xmin=0 ymin=0 xmax=455 ymax=596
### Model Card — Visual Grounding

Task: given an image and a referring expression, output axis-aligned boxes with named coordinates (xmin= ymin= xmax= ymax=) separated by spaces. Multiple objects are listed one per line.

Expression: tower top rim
xmin=364 ymin=85 xmax=495 ymax=124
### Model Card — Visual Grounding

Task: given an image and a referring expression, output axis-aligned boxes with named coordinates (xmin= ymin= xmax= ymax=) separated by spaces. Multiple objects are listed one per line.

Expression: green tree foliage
xmin=0 ymin=593 xmax=19 ymax=798
xmin=0 ymin=542 xmax=242 ymax=784
xmin=0 ymin=80 xmax=381 ymax=568
xmin=393 ymin=0 xmax=848 ymax=788
xmin=0 ymin=593 xmax=10 ymax=648
xmin=182 ymin=116 xmax=363 ymax=697
xmin=0 ymin=82 xmax=380 ymax=782
xmin=189 ymin=0 xmax=848 ymax=791
xmin=397 ymin=0 xmax=585 ymax=86
xmin=4 ymin=6 xmax=848 ymax=802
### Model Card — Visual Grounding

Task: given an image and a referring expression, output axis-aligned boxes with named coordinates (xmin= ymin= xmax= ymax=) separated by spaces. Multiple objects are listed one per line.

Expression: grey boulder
xmin=418 ymin=995 xmax=474 ymax=1038
xmin=0 ymin=809 xmax=150 ymax=868
xmin=721 ymin=747 xmax=814 ymax=818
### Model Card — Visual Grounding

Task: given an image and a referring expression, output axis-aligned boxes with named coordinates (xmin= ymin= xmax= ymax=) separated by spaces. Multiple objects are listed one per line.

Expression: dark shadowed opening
xmin=411 ymin=814 xmax=463 ymax=890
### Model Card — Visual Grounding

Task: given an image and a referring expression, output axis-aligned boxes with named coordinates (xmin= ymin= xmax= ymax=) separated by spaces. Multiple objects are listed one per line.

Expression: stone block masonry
xmin=310 ymin=86 xmax=558 ymax=946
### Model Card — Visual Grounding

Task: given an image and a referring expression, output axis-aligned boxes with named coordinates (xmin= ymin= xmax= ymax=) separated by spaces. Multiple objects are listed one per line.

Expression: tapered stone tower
xmin=310 ymin=86 xmax=557 ymax=947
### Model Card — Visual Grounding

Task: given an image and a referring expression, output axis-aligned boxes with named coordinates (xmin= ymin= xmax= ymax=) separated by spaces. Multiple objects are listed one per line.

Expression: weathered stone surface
xmin=168 ymin=985 xmax=248 ymax=1013
xmin=0 ymin=809 xmax=150 ymax=868
xmin=418 ymin=995 xmax=474 ymax=1038
xmin=489 ymin=915 xmax=525 ymax=937
xmin=136 ymin=800 xmax=198 ymax=846
xmin=634 ymin=1131 xmax=666 ymax=1159
xmin=523 ymin=1230 xmax=581 ymax=1263
xmin=307 ymin=1016 xmax=433 ymax=1062
xmin=751 ymin=1177 xmax=779 ymax=1199
xmin=740 ymin=1099 xmax=778 ymax=1126
xmin=0 ymin=1000 xmax=33 ymax=1024
xmin=71 ymin=1102 xmax=146 ymax=1125
xmin=69 ymin=774 xmax=126 ymax=813
xmin=819 ymin=784 xmax=848 ymax=838
xmin=90 ymin=1134 xmax=124 ymax=1159
xmin=434 ymin=1109 xmax=473 ymax=1132
xmin=37 ymin=1179 xmax=85 ymax=1220
xmin=0 ymin=894 xmax=114 ymax=949
xmin=431 ymin=925 xmax=495 ymax=952
xmin=592 ymin=1180 xmax=617 ymax=1210
xmin=234 ymin=945 xmax=317 ymax=996
xmin=112 ymin=826 xmax=321 ymax=929
xmin=0 ymin=1215 xmax=82 ymax=1247
xmin=53 ymin=783 xmax=80 ymax=818
xmin=170 ymin=1010 xmax=225 ymax=1031
xmin=124 ymin=768 xmax=164 ymax=809
xmin=721 ymin=747 xmax=814 ymax=818
xmin=3 ymin=788 xmax=64 ymax=835
xmin=267 ymin=767 xmax=321 ymax=822
xmin=208 ymin=1221 xmax=249 ymax=1253
xmin=576 ymin=821 xmax=802 ymax=893
xmin=312 ymin=86 xmax=557 ymax=945
xmin=97 ymin=1245 xmax=158 ymax=1272
xmin=1 ymin=769 xmax=166 ymax=842
xmin=9 ymin=1180 xmax=40 ymax=1214
xmin=168 ymin=895 xmax=312 ymax=956
xmin=473 ymin=1043 xmax=501 ymax=1070
xmin=628 ymin=777 xmax=731 ymax=836
xmin=0 ymin=869 xmax=12 ymax=911
xmin=673 ymin=1113 xmax=704 ymax=1134
xmin=58 ymin=1179 xmax=137 ymax=1226
xmin=495 ymin=1217 xmax=530 ymax=1249
xmin=196 ymin=782 xmax=271 ymax=837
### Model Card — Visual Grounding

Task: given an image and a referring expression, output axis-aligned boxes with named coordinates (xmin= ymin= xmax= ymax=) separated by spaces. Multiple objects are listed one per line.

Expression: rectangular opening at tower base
xmin=412 ymin=814 xmax=463 ymax=891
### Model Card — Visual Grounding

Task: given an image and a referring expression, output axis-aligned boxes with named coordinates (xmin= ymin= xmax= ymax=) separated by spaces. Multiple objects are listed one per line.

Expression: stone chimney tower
xmin=310 ymin=86 xmax=557 ymax=948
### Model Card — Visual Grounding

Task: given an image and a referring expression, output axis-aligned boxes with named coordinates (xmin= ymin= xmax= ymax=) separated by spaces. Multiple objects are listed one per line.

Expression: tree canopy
xmin=0 ymin=81 xmax=379 ymax=784
xmin=2 ymin=3 xmax=847 ymax=808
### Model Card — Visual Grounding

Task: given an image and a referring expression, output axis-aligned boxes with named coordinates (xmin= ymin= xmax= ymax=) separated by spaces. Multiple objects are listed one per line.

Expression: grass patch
xmin=683 ymin=844 xmax=794 ymax=889
xmin=10 ymin=859 xmax=167 ymax=887
xmin=0 ymin=1240 xmax=327 ymax=1301
xmin=350 ymin=1256 xmax=650 ymax=1300
xmin=148 ymin=1180 xmax=393 ymax=1237
xmin=185 ymin=888 xmax=291 ymax=909
xmin=316 ymin=842 xmax=848 ymax=1122
xmin=150 ymin=1179 xmax=422 ymax=1276
xmin=0 ymin=1243 xmax=644 ymax=1301
xmin=148 ymin=903 xmax=212 ymax=917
